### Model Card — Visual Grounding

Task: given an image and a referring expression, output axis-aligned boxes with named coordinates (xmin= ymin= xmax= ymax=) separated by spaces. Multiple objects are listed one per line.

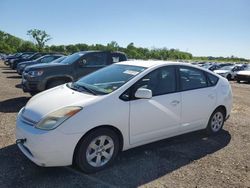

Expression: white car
xmin=214 ymin=65 xmax=244 ymax=80
xmin=16 ymin=60 xmax=232 ymax=173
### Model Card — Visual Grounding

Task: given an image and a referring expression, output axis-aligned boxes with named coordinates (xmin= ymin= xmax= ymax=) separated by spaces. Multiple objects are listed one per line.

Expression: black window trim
xmin=178 ymin=65 xmax=219 ymax=92
xmin=81 ymin=52 xmax=108 ymax=68
xmin=120 ymin=65 xmax=179 ymax=101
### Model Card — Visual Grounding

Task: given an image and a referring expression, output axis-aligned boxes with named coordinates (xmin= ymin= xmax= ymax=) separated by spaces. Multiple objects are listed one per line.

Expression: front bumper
xmin=22 ymin=78 xmax=40 ymax=92
xmin=16 ymin=110 xmax=81 ymax=167
xmin=236 ymin=75 xmax=250 ymax=82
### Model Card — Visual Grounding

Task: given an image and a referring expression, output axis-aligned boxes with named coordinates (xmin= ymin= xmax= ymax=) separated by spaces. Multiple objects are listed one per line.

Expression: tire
xmin=236 ymin=79 xmax=240 ymax=83
xmin=29 ymin=91 xmax=38 ymax=96
xmin=46 ymin=80 xmax=66 ymax=89
xmin=206 ymin=108 xmax=225 ymax=135
xmin=226 ymin=74 xmax=232 ymax=80
xmin=74 ymin=128 xmax=120 ymax=173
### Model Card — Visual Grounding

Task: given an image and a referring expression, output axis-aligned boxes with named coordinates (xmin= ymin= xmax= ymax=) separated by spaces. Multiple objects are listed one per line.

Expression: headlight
xmin=35 ymin=106 xmax=82 ymax=130
xmin=28 ymin=70 xmax=44 ymax=77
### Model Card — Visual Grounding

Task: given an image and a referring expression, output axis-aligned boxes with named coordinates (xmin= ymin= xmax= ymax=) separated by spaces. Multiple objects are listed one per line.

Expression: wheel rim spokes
xmin=86 ymin=135 xmax=114 ymax=167
xmin=211 ymin=112 xmax=224 ymax=132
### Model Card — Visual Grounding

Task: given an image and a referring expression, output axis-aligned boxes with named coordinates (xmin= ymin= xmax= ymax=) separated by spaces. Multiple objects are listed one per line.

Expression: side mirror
xmin=135 ymin=88 xmax=152 ymax=99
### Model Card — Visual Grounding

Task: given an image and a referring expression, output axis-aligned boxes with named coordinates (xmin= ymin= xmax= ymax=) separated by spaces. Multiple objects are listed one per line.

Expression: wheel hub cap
xmin=86 ymin=135 xmax=114 ymax=167
xmin=211 ymin=112 xmax=224 ymax=132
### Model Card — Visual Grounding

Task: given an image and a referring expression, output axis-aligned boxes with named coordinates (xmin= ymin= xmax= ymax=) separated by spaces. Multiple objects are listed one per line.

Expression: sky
xmin=0 ymin=0 xmax=250 ymax=59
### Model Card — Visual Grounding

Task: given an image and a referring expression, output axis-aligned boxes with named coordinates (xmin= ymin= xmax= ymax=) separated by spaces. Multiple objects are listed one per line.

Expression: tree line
xmin=0 ymin=30 xmax=248 ymax=62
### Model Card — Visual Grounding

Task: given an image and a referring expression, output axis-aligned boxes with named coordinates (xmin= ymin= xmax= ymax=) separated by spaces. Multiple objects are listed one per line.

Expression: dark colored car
xmin=5 ymin=52 xmax=32 ymax=66
xmin=22 ymin=51 xmax=127 ymax=95
xmin=9 ymin=52 xmax=62 ymax=69
xmin=17 ymin=54 xmax=65 ymax=75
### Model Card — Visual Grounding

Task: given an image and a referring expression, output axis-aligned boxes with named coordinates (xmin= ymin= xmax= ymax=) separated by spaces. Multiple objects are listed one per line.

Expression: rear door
xmin=75 ymin=52 xmax=108 ymax=79
xmin=178 ymin=66 xmax=217 ymax=131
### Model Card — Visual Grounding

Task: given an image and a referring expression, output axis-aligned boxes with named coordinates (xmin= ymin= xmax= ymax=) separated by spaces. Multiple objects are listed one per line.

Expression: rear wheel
xmin=206 ymin=108 xmax=225 ymax=135
xmin=74 ymin=128 xmax=120 ymax=173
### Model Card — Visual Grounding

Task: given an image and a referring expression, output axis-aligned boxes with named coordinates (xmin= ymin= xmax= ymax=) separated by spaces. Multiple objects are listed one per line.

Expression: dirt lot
xmin=0 ymin=60 xmax=249 ymax=188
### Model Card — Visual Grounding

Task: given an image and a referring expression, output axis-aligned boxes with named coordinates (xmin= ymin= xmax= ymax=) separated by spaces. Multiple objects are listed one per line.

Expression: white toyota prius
xmin=16 ymin=60 xmax=232 ymax=173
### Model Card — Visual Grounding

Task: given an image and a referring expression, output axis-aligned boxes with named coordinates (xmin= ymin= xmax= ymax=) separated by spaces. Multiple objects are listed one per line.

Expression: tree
xmin=27 ymin=29 xmax=51 ymax=51
xmin=17 ymin=41 xmax=37 ymax=52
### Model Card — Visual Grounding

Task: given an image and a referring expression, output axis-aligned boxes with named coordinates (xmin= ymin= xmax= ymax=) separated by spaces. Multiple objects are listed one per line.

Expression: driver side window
xmin=134 ymin=66 xmax=176 ymax=97
xmin=82 ymin=53 xmax=107 ymax=67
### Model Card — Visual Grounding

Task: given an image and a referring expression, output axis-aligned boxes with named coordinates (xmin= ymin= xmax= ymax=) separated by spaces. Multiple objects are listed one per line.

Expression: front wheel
xmin=46 ymin=80 xmax=66 ymax=89
xmin=226 ymin=74 xmax=232 ymax=80
xmin=206 ymin=109 xmax=225 ymax=135
xmin=74 ymin=128 xmax=120 ymax=173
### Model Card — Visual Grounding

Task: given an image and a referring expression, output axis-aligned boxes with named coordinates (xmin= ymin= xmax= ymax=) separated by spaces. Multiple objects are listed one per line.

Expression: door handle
xmin=171 ymin=100 xmax=180 ymax=106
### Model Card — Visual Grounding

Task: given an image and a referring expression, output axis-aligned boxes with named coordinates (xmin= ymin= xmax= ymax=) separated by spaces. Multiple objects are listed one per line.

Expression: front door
xmin=129 ymin=66 xmax=181 ymax=145
xmin=76 ymin=52 xmax=108 ymax=79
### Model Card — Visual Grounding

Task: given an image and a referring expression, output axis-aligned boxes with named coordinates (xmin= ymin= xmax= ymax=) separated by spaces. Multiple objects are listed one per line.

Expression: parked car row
xmin=191 ymin=61 xmax=250 ymax=83
xmin=2 ymin=51 xmax=128 ymax=95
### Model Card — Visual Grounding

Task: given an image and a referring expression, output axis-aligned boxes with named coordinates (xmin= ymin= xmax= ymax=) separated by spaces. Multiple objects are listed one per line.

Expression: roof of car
xmin=117 ymin=60 xmax=188 ymax=68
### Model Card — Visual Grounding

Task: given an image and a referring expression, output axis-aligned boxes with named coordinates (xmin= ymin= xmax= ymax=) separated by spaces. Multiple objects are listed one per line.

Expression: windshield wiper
xmin=70 ymin=83 xmax=97 ymax=95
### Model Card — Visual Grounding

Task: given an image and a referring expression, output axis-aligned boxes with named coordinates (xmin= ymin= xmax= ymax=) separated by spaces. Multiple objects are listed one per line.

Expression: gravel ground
xmin=0 ymin=60 xmax=249 ymax=188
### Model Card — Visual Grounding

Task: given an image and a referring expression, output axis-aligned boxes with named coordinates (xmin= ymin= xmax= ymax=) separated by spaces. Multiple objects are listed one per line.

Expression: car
xmin=4 ymin=52 xmax=27 ymax=66
xmin=202 ymin=63 xmax=221 ymax=71
xmin=235 ymin=65 xmax=250 ymax=83
xmin=17 ymin=54 xmax=65 ymax=75
xmin=9 ymin=52 xmax=63 ymax=70
xmin=16 ymin=60 xmax=232 ymax=173
xmin=21 ymin=51 xmax=127 ymax=95
xmin=214 ymin=65 xmax=245 ymax=80
xmin=8 ymin=52 xmax=36 ymax=68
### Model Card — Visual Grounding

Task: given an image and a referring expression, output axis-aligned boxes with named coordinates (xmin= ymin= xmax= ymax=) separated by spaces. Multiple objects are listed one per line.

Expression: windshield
xmin=70 ymin=64 xmax=146 ymax=95
xmin=60 ymin=52 xmax=85 ymax=64
xmin=219 ymin=66 xmax=234 ymax=70
xmin=50 ymin=56 xmax=66 ymax=63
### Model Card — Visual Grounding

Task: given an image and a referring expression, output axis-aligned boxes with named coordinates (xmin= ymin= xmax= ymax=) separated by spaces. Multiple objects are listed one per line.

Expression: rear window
xmin=207 ymin=73 xmax=219 ymax=86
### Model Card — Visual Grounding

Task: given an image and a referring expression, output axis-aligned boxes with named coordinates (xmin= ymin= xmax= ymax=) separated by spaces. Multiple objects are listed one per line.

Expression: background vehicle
xmin=8 ymin=52 xmax=35 ymax=69
xmin=214 ymin=65 xmax=245 ymax=80
xmin=17 ymin=54 xmax=65 ymax=75
xmin=202 ymin=63 xmax=221 ymax=71
xmin=9 ymin=52 xmax=63 ymax=69
xmin=16 ymin=61 xmax=232 ymax=173
xmin=235 ymin=65 xmax=250 ymax=83
xmin=5 ymin=52 xmax=30 ymax=66
xmin=21 ymin=51 xmax=127 ymax=95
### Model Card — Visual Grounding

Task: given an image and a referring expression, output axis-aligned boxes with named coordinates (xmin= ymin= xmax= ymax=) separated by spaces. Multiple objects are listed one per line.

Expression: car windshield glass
xmin=219 ymin=66 xmax=233 ymax=70
xmin=70 ymin=64 xmax=146 ymax=95
xmin=50 ymin=56 xmax=66 ymax=63
xmin=60 ymin=53 xmax=85 ymax=64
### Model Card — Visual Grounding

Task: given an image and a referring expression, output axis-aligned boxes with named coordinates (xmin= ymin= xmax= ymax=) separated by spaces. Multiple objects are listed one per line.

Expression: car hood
xmin=237 ymin=70 xmax=250 ymax=76
xmin=19 ymin=60 xmax=36 ymax=66
xmin=25 ymin=63 xmax=67 ymax=72
xmin=214 ymin=70 xmax=230 ymax=74
xmin=21 ymin=84 xmax=99 ymax=123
